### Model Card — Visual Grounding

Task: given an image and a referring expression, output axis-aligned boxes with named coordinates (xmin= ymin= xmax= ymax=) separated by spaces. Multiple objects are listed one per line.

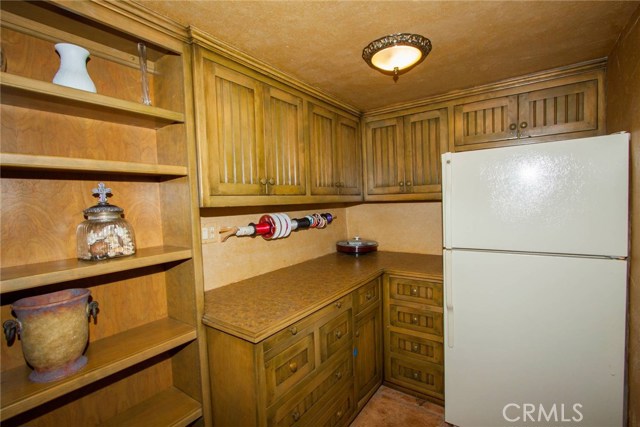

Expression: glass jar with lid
xmin=76 ymin=183 xmax=136 ymax=261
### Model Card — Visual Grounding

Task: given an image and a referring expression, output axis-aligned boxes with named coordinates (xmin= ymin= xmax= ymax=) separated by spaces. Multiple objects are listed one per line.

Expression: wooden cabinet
xmin=0 ymin=1 xmax=208 ymax=426
xmin=308 ymin=103 xmax=362 ymax=197
xmin=353 ymin=278 xmax=383 ymax=410
xmin=383 ymin=274 xmax=444 ymax=403
xmin=364 ymin=108 xmax=448 ymax=201
xmin=454 ymin=79 xmax=600 ymax=151
xmin=207 ymin=295 xmax=354 ymax=427
xmin=193 ymin=51 xmax=306 ymax=204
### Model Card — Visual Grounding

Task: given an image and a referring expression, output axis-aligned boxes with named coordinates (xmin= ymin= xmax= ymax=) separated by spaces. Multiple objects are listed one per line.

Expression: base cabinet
xmin=383 ymin=274 xmax=444 ymax=403
xmin=207 ymin=294 xmax=355 ymax=427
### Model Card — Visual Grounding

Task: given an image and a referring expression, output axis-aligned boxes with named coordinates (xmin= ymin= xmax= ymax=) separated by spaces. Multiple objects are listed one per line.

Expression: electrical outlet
xmin=201 ymin=226 xmax=209 ymax=241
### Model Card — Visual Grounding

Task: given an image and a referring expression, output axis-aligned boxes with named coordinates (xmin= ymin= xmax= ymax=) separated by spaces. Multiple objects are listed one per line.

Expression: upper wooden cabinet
xmin=309 ymin=103 xmax=362 ymax=196
xmin=193 ymin=50 xmax=306 ymax=204
xmin=364 ymin=108 xmax=448 ymax=201
xmin=454 ymin=78 xmax=600 ymax=151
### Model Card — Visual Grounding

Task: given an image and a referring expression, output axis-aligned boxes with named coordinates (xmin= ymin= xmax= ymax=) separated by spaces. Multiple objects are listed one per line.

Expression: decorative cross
xmin=92 ymin=182 xmax=112 ymax=204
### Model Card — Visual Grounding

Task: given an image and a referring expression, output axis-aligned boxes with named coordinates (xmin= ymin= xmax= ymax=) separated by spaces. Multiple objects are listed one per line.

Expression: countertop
xmin=203 ymin=251 xmax=443 ymax=343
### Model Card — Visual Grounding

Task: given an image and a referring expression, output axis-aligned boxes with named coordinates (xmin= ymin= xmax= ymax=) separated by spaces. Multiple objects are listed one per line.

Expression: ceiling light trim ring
xmin=362 ymin=33 xmax=432 ymax=81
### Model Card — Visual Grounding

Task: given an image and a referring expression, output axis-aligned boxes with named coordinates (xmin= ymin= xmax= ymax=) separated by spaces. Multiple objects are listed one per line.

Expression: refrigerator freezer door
xmin=443 ymin=249 xmax=626 ymax=427
xmin=442 ymin=134 xmax=629 ymax=257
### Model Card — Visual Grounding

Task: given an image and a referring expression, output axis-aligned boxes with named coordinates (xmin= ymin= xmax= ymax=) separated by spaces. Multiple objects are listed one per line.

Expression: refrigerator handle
xmin=442 ymin=153 xmax=452 ymax=249
xmin=444 ymin=249 xmax=454 ymax=348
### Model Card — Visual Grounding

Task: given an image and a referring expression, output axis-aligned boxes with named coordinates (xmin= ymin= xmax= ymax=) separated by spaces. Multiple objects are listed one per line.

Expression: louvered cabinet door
xmin=453 ymin=95 xmax=519 ymax=149
xmin=335 ymin=115 xmax=362 ymax=196
xmin=365 ymin=117 xmax=405 ymax=195
xmin=263 ymin=86 xmax=306 ymax=195
xmin=202 ymin=61 xmax=266 ymax=197
xmin=403 ymin=108 xmax=448 ymax=195
xmin=309 ymin=103 xmax=339 ymax=195
xmin=518 ymin=80 xmax=598 ymax=139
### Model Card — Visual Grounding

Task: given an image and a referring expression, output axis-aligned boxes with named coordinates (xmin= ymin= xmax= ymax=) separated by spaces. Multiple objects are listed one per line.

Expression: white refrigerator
xmin=442 ymin=133 xmax=629 ymax=427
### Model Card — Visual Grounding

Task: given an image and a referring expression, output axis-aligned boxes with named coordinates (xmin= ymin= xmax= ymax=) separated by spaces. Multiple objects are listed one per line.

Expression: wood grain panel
xmin=309 ymin=104 xmax=337 ymax=194
xmin=454 ymin=95 xmax=518 ymax=147
xmin=354 ymin=305 xmax=382 ymax=406
xmin=404 ymin=108 xmax=448 ymax=194
xmin=519 ymin=80 xmax=598 ymax=138
xmin=264 ymin=87 xmax=305 ymax=195
xmin=335 ymin=115 xmax=361 ymax=196
xmin=365 ymin=117 xmax=404 ymax=195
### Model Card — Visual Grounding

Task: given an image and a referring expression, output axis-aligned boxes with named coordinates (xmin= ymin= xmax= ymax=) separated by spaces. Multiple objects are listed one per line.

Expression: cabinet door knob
xmin=399 ymin=181 xmax=404 ymax=186
xmin=412 ymin=343 xmax=420 ymax=352
xmin=292 ymin=411 xmax=300 ymax=422
xmin=268 ymin=178 xmax=275 ymax=186
xmin=355 ymin=330 xmax=360 ymax=337
xmin=289 ymin=326 xmax=298 ymax=335
xmin=411 ymin=315 xmax=419 ymax=324
xmin=335 ymin=371 xmax=342 ymax=380
xmin=520 ymin=121 xmax=528 ymax=129
xmin=335 ymin=330 xmax=342 ymax=339
xmin=406 ymin=181 xmax=412 ymax=187
xmin=365 ymin=291 xmax=373 ymax=300
xmin=289 ymin=361 xmax=298 ymax=373
xmin=509 ymin=123 xmax=517 ymax=130
xmin=411 ymin=287 xmax=418 ymax=296
xmin=335 ymin=300 xmax=342 ymax=309
xmin=336 ymin=410 xmax=344 ymax=419
xmin=260 ymin=178 xmax=267 ymax=185
xmin=413 ymin=371 xmax=421 ymax=380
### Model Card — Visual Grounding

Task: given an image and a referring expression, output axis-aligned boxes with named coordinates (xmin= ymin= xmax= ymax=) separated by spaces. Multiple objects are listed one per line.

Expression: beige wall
xmin=201 ymin=202 xmax=443 ymax=290
xmin=346 ymin=202 xmax=442 ymax=254
xmin=606 ymin=6 xmax=640 ymax=426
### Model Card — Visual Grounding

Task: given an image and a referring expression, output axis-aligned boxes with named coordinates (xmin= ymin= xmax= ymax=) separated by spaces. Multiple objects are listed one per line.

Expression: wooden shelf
xmin=0 ymin=318 xmax=197 ymax=421
xmin=98 ymin=387 xmax=202 ymax=427
xmin=0 ymin=153 xmax=188 ymax=177
xmin=0 ymin=73 xmax=184 ymax=129
xmin=0 ymin=246 xmax=192 ymax=294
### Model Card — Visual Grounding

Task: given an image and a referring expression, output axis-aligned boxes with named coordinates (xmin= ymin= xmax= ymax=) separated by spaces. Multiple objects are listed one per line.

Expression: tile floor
xmin=350 ymin=386 xmax=446 ymax=427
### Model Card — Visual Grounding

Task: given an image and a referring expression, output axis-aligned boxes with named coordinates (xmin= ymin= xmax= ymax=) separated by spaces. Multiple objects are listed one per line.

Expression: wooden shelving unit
xmin=0 ymin=1 xmax=209 ymax=425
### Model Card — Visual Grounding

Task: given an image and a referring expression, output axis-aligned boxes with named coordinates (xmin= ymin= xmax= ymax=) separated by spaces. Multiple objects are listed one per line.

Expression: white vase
xmin=52 ymin=43 xmax=96 ymax=93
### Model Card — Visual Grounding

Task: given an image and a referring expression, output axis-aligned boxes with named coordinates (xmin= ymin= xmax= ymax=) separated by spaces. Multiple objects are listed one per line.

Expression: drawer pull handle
xmin=335 ymin=371 xmax=342 ymax=380
xmin=412 ymin=343 xmax=419 ymax=352
xmin=365 ymin=291 xmax=373 ymax=300
xmin=289 ymin=361 xmax=298 ymax=373
xmin=292 ymin=411 xmax=300 ymax=422
xmin=335 ymin=330 xmax=342 ymax=339
xmin=335 ymin=301 xmax=343 ymax=309
xmin=413 ymin=371 xmax=421 ymax=380
xmin=411 ymin=315 xmax=419 ymax=324
xmin=289 ymin=326 xmax=298 ymax=335
xmin=411 ymin=287 xmax=418 ymax=296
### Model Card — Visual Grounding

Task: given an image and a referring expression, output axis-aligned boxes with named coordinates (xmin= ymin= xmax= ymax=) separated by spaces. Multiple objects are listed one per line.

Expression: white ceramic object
xmin=53 ymin=43 xmax=96 ymax=93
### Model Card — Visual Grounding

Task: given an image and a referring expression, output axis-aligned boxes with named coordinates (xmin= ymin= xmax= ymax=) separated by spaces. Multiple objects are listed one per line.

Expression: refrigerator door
xmin=442 ymin=134 xmax=629 ymax=257
xmin=443 ymin=249 xmax=627 ymax=427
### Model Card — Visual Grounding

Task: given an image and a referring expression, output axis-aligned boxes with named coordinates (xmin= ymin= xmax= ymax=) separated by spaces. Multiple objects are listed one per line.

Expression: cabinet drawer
xmin=315 ymin=380 xmax=356 ymax=427
xmin=388 ymin=356 xmax=444 ymax=398
xmin=388 ymin=276 xmax=442 ymax=307
xmin=264 ymin=296 xmax=350 ymax=358
xmin=320 ymin=310 xmax=352 ymax=363
xmin=264 ymin=333 xmax=316 ymax=405
xmin=268 ymin=352 xmax=352 ymax=427
xmin=389 ymin=331 xmax=443 ymax=365
xmin=353 ymin=277 xmax=381 ymax=316
xmin=389 ymin=304 xmax=443 ymax=337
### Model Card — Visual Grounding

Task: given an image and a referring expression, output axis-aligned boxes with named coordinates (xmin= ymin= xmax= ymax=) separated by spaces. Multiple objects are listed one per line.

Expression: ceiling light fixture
xmin=362 ymin=33 xmax=432 ymax=82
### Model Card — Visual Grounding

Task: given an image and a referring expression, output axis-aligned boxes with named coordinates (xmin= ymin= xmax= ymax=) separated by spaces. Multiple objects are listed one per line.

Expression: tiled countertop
xmin=203 ymin=251 xmax=443 ymax=343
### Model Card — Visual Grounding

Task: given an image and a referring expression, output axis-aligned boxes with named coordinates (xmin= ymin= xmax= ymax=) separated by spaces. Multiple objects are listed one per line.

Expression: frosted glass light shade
xmin=371 ymin=45 xmax=423 ymax=72
xmin=362 ymin=33 xmax=432 ymax=81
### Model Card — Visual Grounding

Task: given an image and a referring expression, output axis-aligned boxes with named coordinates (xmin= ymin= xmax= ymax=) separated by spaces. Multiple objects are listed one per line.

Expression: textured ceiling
xmin=139 ymin=0 xmax=639 ymax=112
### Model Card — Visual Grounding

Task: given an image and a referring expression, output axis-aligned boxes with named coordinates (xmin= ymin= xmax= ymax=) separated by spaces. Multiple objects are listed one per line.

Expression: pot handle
xmin=3 ymin=319 xmax=21 ymax=347
xmin=87 ymin=301 xmax=99 ymax=324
